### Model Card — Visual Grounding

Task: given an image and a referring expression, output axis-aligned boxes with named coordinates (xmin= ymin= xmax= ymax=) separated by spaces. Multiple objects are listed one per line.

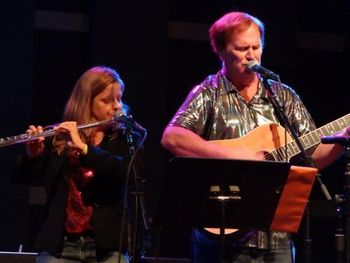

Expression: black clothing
xmin=15 ymin=128 xmax=143 ymax=255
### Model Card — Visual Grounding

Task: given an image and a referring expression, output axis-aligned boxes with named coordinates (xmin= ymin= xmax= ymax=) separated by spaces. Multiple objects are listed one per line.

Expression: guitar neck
xmin=272 ymin=113 xmax=350 ymax=161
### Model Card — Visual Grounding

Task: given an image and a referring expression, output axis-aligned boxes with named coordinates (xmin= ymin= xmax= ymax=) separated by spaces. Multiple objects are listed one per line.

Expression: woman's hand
xmin=55 ymin=121 xmax=87 ymax=153
xmin=26 ymin=125 xmax=45 ymax=158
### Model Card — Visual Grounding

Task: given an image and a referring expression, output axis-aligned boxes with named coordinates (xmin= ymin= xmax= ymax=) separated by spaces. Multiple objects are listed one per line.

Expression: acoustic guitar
xmin=205 ymin=113 xmax=350 ymax=234
xmin=211 ymin=113 xmax=350 ymax=162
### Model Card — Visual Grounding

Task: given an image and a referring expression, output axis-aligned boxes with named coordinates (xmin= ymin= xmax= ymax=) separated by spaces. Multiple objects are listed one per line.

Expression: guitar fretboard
xmin=269 ymin=113 xmax=350 ymax=161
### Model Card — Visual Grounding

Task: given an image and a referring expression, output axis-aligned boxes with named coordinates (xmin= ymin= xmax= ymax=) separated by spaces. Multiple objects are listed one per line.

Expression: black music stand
xmin=155 ymin=157 xmax=315 ymax=262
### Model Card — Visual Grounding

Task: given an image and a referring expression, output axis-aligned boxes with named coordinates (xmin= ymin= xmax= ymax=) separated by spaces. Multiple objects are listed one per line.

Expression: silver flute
xmin=0 ymin=118 xmax=116 ymax=148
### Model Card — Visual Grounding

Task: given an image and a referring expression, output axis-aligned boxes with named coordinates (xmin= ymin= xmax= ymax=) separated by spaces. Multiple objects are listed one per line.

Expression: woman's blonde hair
xmin=54 ymin=66 xmax=125 ymax=153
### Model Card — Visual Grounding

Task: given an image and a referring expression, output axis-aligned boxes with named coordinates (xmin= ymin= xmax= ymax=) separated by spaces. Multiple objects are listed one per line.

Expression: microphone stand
xmin=262 ymin=77 xmax=331 ymax=263
xmin=321 ymin=137 xmax=350 ymax=262
xmin=334 ymin=193 xmax=345 ymax=263
xmin=343 ymin=142 xmax=350 ymax=263
xmin=116 ymin=117 xmax=150 ymax=263
xmin=124 ymin=126 xmax=150 ymax=263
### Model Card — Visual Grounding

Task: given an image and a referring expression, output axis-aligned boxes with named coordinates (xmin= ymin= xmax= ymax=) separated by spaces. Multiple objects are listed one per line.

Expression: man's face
xmin=219 ymin=23 xmax=263 ymax=76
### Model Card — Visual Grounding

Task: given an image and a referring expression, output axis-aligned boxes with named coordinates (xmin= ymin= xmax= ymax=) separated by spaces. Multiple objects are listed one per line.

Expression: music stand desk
xmin=156 ymin=157 xmax=317 ymax=233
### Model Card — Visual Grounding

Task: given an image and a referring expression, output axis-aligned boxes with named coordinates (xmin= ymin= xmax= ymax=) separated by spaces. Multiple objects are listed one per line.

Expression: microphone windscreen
xmin=247 ymin=60 xmax=258 ymax=71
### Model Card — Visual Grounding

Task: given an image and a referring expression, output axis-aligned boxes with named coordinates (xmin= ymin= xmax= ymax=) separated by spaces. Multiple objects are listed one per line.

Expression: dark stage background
xmin=0 ymin=0 xmax=349 ymax=262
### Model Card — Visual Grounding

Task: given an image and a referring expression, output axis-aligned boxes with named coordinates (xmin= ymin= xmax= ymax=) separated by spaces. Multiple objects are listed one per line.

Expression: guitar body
xmin=211 ymin=123 xmax=293 ymax=160
xmin=205 ymin=123 xmax=293 ymax=235
xmin=200 ymin=114 xmax=350 ymax=235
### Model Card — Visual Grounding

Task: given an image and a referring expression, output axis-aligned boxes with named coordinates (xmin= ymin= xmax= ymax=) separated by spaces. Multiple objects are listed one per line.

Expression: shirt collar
xmin=219 ymin=70 xmax=266 ymax=98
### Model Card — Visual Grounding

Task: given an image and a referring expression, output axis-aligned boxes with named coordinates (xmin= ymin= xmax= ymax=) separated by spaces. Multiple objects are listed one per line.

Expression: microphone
xmin=247 ymin=61 xmax=280 ymax=81
xmin=114 ymin=110 xmax=147 ymax=133
xmin=321 ymin=136 xmax=350 ymax=146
